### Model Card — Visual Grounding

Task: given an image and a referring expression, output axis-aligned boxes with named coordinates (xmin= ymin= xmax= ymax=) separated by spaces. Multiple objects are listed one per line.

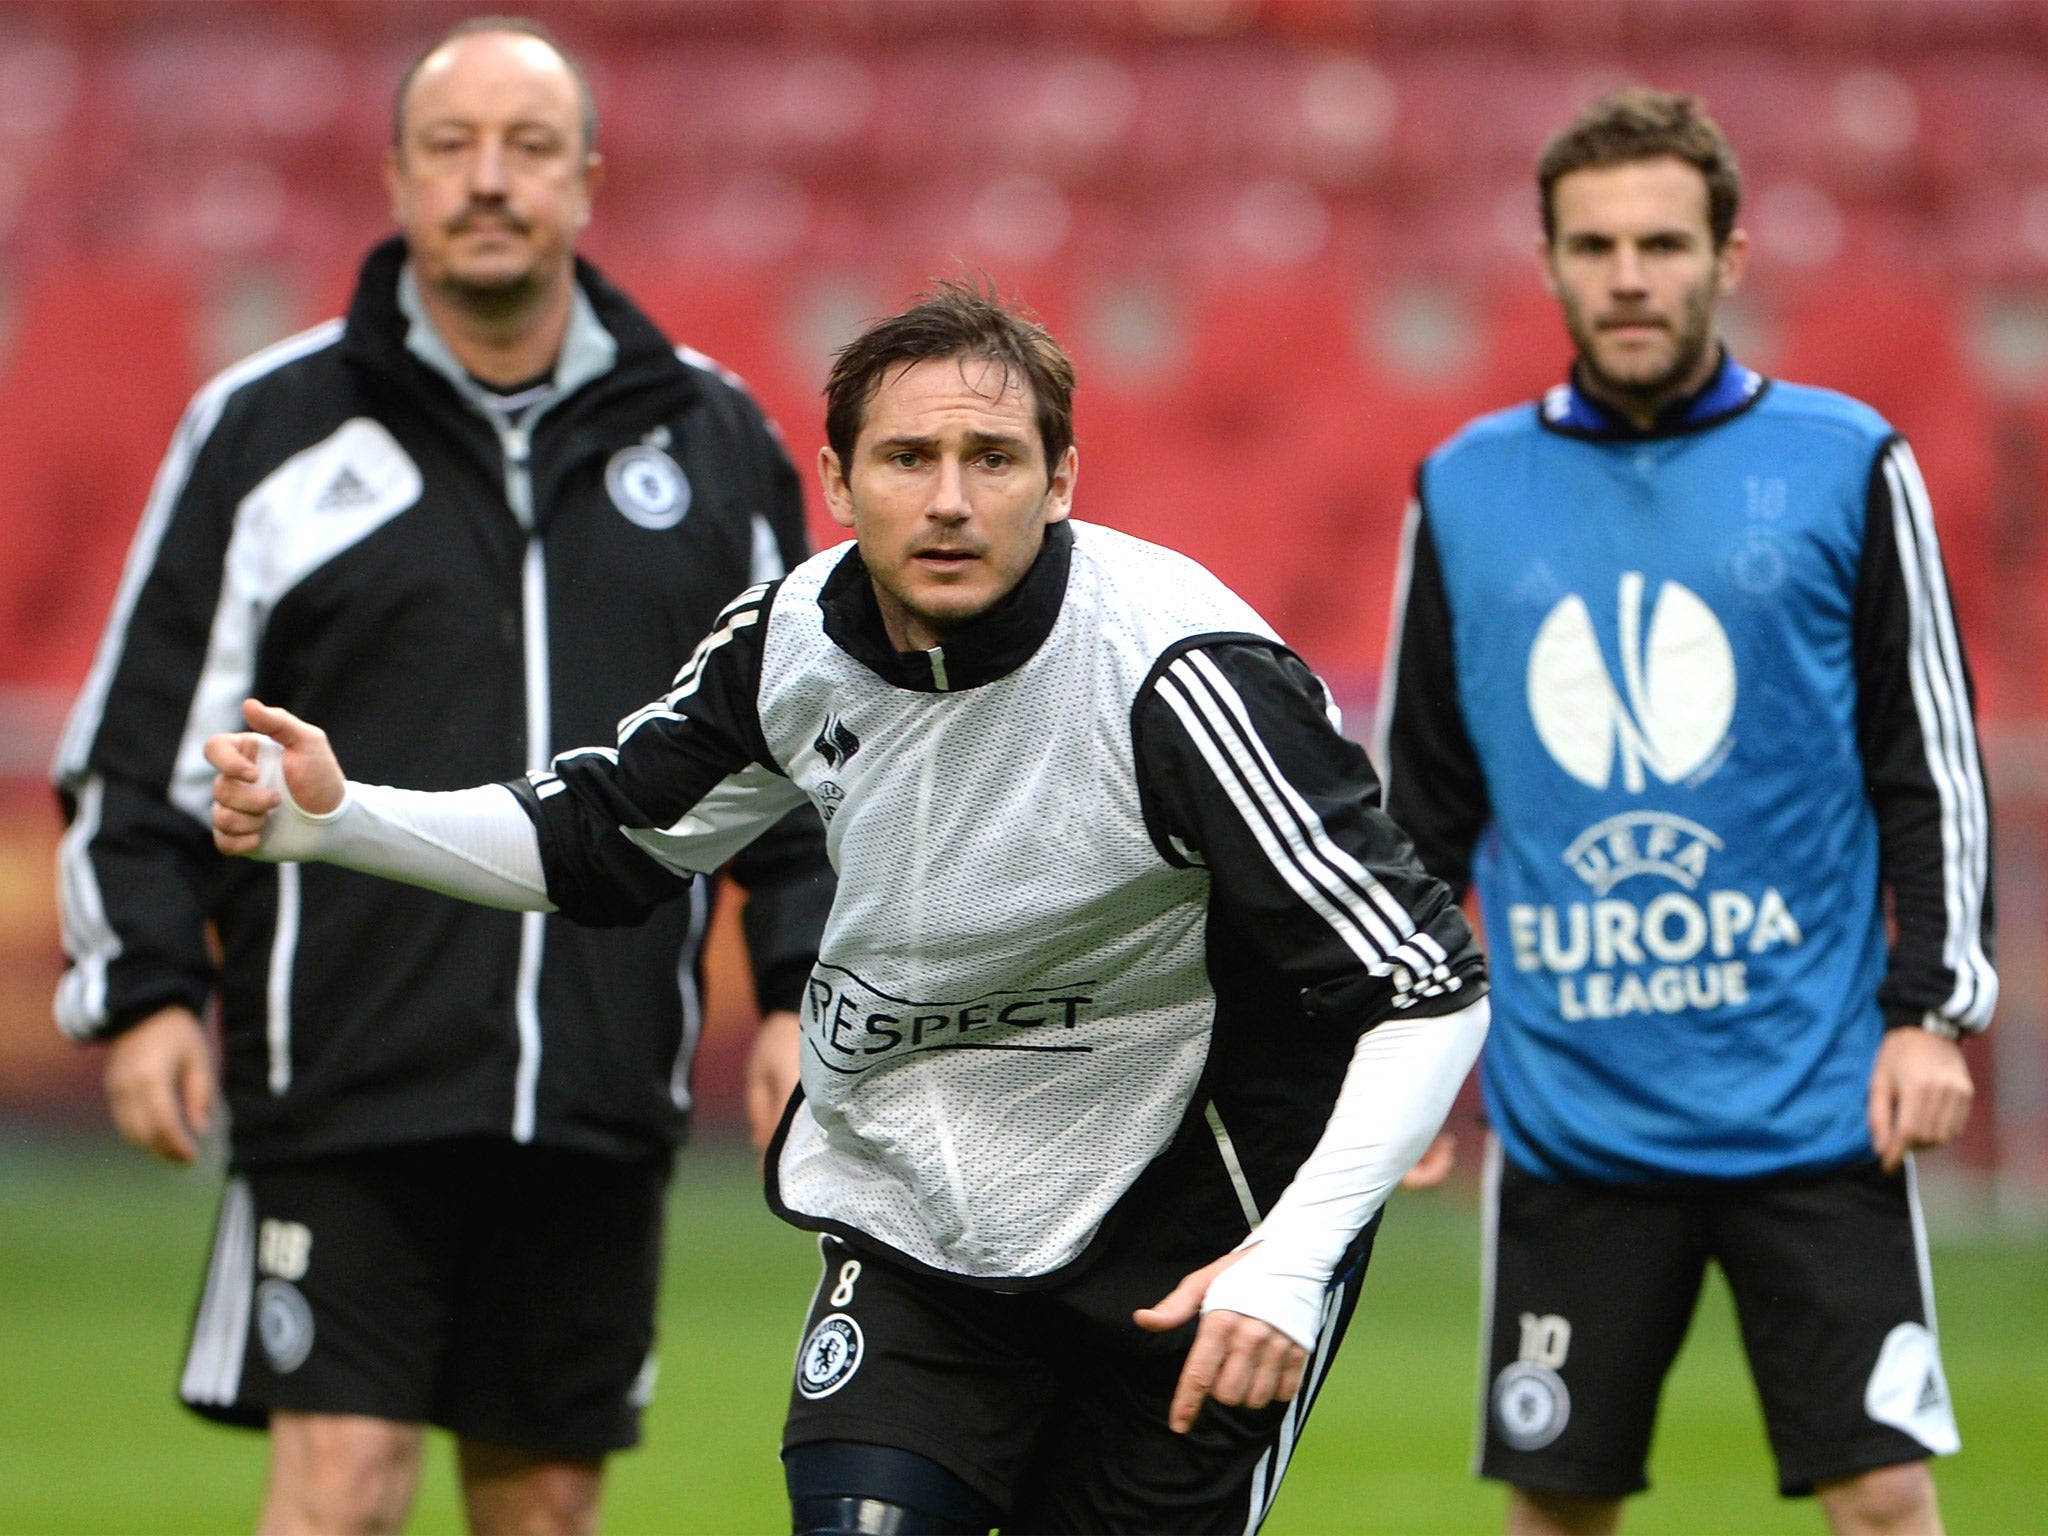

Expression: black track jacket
xmin=53 ymin=237 xmax=833 ymax=1166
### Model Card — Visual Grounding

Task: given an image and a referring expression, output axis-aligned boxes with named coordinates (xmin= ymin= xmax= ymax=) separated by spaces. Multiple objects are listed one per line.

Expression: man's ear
xmin=819 ymin=446 xmax=856 ymax=530
xmin=1715 ymin=226 xmax=1749 ymax=298
xmin=1044 ymin=445 xmax=1078 ymax=523
xmin=383 ymin=147 xmax=405 ymax=226
xmin=1536 ymin=234 xmax=1562 ymax=300
xmin=575 ymin=151 xmax=606 ymax=232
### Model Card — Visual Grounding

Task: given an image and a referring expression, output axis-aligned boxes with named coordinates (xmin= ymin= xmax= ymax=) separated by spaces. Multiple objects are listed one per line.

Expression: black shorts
xmin=179 ymin=1138 xmax=671 ymax=1458
xmin=782 ymin=1230 xmax=1375 ymax=1534
xmin=1476 ymin=1139 xmax=1958 ymax=1500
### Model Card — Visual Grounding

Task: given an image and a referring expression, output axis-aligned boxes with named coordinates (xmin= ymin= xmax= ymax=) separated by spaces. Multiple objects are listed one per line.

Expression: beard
xmin=1565 ymin=272 xmax=1720 ymax=412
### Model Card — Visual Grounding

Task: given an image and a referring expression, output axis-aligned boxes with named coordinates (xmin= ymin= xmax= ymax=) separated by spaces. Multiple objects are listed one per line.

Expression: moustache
xmin=447 ymin=205 xmax=531 ymax=237
xmin=1595 ymin=313 xmax=1669 ymax=331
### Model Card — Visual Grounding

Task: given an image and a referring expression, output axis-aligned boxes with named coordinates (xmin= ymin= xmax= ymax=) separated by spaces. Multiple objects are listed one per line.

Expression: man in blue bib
xmin=1378 ymin=91 xmax=1994 ymax=1536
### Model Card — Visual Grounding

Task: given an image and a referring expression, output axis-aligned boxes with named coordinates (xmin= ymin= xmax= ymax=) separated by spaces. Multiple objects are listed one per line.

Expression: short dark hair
xmin=824 ymin=282 xmax=1077 ymax=468
xmin=392 ymin=15 xmax=599 ymax=156
xmin=1538 ymin=89 xmax=1741 ymax=248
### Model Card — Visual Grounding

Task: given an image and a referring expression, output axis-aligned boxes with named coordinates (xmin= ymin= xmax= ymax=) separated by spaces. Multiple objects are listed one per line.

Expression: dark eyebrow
xmin=868 ymin=434 xmax=937 ymax=456
xmin=868 ymin=430 xmax=1033 ymax=456
xmin=413 ymin=113 xmax=567 ymax=138
xmin=1563 ymin=226 xmax=1698 ymax=246
xmin=963 ymin=431 xmax=1032 ymax=454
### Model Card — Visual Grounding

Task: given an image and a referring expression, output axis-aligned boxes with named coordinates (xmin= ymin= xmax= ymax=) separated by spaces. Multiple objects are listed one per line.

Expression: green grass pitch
xmin=1 ymin=1130 xmax=2041 ymax=1534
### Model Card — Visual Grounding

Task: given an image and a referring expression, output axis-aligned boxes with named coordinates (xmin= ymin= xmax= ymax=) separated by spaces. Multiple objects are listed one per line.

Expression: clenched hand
xmin=104 ymin=1005 xmax=215 ymax=1163
xmin=206 ymin=698 xmax=346 ymax=855
xmin=1869 ymin=1027 xmax=1974 ymax=1173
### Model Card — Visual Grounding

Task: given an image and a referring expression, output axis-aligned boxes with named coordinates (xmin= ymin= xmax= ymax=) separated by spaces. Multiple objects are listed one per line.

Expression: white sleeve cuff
xmin=1200 ymin=995 xmax=1490 ymax=1349
xmin=1917 ymin=1011 xmax=1962 ymax=1042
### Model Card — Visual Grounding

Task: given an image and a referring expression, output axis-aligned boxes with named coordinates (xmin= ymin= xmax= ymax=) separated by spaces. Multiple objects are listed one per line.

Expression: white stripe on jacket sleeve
xmin=1880 ymin=442 xmax=1997 ymax=1031
xmin=618 ymin=585 xmax=768 ymax=743
xmin=52 ymin=320 xmax=346 ymax=787
xmin=52 ymin=776 xmax=119 ymax=1039
xmin=1153 ymin=652 xmax=1454 ymax=1006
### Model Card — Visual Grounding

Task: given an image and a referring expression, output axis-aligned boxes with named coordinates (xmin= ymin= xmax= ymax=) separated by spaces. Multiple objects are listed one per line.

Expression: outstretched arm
xmin=210 ymin=581 xmax=824 ymax=932
xmin=207 ymin=697 xmax=553 ymax=910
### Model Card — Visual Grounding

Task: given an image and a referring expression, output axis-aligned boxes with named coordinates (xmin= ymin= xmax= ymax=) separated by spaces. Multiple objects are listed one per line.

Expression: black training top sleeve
xmin=691 ymin=351 xmax=810 ymax=580
xmin=53 ymin=775 xmax=222 ymax=1040
xmin=510 ymin=582 xmax=813 ymax=929
xmin=49 ymin=377 xmax=256 ymax=1040
xmin=1374 ymin=493 xmax=1492 ymax=900
xmin=731 ymin=803 xmax=834 ymax=1015
xmin=1856 ymin=438 xmax=1998 ymax=1036
xmin=1133 ymin=637 xmax=1486 ymax=1025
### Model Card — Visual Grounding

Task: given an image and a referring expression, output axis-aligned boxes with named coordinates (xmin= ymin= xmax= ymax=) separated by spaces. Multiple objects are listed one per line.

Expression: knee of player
xmin=267 ymin=1412 xmax=422 ymax=1533
xmin=1816 ymin=1460 xmax=1938 ymax=1534
xmin=786 ymin=1441 xmax=997 ymax=1535
xmin=457 ymin=1443 xmax=604 ymax=1536
xmin=1505 ymin=1486 xmax=1622 ymax=1536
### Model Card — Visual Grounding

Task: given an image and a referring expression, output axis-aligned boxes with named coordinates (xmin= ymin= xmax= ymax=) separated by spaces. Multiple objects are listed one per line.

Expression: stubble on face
xmin=1543 ymin=158 xmax=1741 ymax=424
xmin=824 ymin=356 xmax=1074 ymax=653
xmin=1558 ymin=260 xmax=1720 ymax=406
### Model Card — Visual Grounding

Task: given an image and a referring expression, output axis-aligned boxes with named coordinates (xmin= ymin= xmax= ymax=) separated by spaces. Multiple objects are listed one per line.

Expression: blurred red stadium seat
xmin=0 ymin=262 xmax=196 ymax=687
xmin=0 ymin=1 xmax=2025 ymax=734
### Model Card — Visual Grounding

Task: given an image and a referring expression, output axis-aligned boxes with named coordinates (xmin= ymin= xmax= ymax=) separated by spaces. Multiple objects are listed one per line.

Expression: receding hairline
xmin=393 ymin=24 xmax=598 ymax=154
xmin=881 ymin=350 xmax=1038 ymax=400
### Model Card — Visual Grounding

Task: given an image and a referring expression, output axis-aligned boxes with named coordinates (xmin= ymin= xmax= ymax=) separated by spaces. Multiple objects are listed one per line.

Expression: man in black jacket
xmin=53 ymin=18 xmax=828 ymax=1534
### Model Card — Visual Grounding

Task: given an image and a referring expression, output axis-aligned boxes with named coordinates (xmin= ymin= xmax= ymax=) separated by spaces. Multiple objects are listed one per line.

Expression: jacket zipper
xmin=502 ymin=420 xmax=550 ymax=1143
